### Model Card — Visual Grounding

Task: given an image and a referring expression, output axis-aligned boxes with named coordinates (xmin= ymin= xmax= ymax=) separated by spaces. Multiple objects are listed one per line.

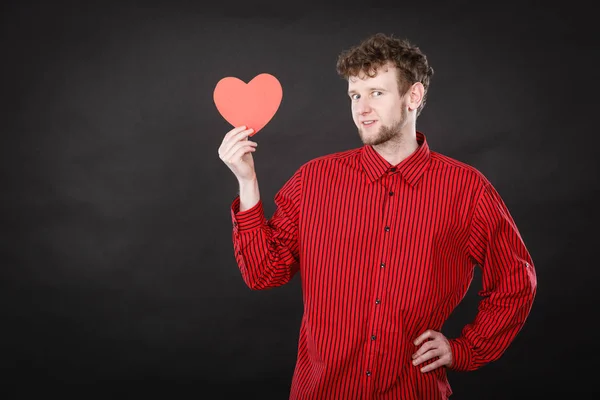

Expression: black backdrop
xmin=1 ymin=0 xmax=597 ymax=398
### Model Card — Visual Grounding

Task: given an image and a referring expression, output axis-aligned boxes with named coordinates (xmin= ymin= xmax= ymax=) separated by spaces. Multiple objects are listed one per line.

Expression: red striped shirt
xmin=230 ymin=132 xmax=537 ymax=399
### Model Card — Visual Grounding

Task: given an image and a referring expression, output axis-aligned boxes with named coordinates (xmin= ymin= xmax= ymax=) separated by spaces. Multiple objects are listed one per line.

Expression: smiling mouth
xmin=361 ymin=120 xmax=377 ymax=127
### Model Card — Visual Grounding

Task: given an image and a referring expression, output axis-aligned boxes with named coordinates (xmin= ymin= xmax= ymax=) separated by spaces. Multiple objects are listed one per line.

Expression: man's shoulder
xmin=429 ymin=150 xmax=490 ymax=187
xmin=298 ymin=146 xmax=363 ymax=171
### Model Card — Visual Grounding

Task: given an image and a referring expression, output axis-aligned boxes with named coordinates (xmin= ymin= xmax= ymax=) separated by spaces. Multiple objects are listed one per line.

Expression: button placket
xmin=366 ymin=175 xmax=395 ymax=385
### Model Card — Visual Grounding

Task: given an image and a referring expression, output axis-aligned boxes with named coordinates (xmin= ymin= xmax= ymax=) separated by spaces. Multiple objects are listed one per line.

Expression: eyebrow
xmin=347 ymin=87 xmax=387 ymax=95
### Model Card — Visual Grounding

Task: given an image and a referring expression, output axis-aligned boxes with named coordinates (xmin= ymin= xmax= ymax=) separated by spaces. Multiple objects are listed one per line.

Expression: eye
xmin=372 ymin=91 xmax=382 ymax=97
xmin=350 ymin=93 xmax=360 ymax=101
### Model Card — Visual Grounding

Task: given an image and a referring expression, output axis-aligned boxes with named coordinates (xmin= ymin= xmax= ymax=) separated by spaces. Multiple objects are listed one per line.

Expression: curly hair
xmin=336 ymin=33 xmax=434 ymax=116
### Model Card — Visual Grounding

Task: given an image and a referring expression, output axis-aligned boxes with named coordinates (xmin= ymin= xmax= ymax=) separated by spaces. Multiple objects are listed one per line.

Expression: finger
xmin=222 ymin=128 xmax=255 ymax=155
xmin=224 ymin=143 xmax=257 ymax=164
xmin=414 ymin=329 xmax=436 ymax=346
xmin=420 ymin=358 xmax=446 ymax=373
xmin=223 ymin=143 xmax=256 ymax=164
xmin=225 ymin=125 xmax=249 ymax=140
xmin=221 ymin=137 xmax=258 ymax=161
xmin=412 ymin=347 xmax=443 ymax=366
xmin=221 ymin=126 xmax=253 ymax=147
xmin=231 ymin=127 xmax=254 ymax=142
xmin=412 ymin=340 xmax=435 ymax=359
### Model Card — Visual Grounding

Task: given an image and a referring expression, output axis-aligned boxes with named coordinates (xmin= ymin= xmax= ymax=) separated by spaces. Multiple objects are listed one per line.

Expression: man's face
xmin=348 ymin=63 xmax=408 ymax=146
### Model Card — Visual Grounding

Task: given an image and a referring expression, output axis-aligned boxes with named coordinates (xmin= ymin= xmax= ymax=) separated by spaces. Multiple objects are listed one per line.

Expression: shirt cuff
xmin=448 ymin=337 xmax=472 ymax=372
xmin=231 ymin=195 xmax=265 ymax=231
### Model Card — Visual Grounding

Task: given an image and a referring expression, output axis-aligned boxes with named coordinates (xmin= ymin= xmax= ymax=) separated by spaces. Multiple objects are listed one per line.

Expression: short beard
xmin=358 ymin=106 xmax=407 ymax=146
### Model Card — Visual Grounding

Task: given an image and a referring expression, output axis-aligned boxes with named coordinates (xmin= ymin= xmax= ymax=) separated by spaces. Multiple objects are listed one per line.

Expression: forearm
xmin=449 ymin=261 xmax=537 ymax=371
xmin=239 ymin=176 xmax=260 ymax=212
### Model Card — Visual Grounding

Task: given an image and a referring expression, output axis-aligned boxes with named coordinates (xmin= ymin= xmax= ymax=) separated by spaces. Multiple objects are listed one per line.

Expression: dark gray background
xmin=1 ymin=0 xmax=597 ymax=397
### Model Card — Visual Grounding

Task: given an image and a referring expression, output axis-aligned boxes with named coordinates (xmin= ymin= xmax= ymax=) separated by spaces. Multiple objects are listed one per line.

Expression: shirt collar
xmin=360 ymin=131 xmax=431 ymax=187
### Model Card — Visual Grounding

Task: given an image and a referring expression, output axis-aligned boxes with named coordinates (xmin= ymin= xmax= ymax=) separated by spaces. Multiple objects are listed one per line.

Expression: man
xmin=218 ymin=33 xmax=537 ymax=399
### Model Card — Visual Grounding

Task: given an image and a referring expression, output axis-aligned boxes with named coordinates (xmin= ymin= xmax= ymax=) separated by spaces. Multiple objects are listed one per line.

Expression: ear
xmin=407 ymin=82 xmax=424 ymax=112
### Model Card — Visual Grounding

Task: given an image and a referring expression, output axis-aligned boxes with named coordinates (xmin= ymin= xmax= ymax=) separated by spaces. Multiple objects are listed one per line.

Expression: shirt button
xmin=389 ymin=191 xmax=394 ymax=196
xmin=366 ymin=370 xmax=372 ymax=377
xmin=380 ymin=262 xmax=385 ymax=268
xmin=375 ymin=298 xmax=381 ymax=304
xmin=390 ymin=167 xmax=397 ymax=172
xmin=371 ymin=335 xmax=376 ymax=341
xmin=384 ymin=226 xmax=390 ymax=232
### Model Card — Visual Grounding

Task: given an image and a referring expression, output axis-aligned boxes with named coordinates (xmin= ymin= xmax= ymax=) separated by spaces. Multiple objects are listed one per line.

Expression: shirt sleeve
xmin=448 ymin=182 xmax=538 ymax=371
xmin=229 ymin=167 xmax=302 ymax=290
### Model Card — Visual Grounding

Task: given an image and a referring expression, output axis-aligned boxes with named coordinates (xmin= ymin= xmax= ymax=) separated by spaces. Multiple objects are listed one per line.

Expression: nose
xmin=355 ymin=97 xmax=372 ymax=115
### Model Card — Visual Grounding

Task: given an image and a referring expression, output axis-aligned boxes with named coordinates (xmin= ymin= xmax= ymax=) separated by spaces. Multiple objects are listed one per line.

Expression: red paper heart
xmin=213 ymin=73 xmax=283 ymax=136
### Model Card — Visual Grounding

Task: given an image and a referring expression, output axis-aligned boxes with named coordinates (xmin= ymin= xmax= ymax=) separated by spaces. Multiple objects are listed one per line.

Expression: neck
xmin=372 ymin=128 xmax=419 ymax=166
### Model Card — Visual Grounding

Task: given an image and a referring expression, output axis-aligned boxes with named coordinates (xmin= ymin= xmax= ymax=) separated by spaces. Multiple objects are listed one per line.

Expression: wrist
xmin=238 ymin=174 xmax=257 ymax=186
